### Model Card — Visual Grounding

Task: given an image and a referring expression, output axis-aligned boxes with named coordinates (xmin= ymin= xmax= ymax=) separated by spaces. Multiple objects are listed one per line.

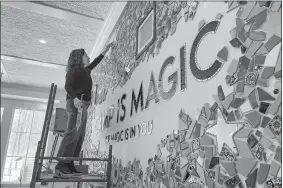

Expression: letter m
xmin=131 ymin=82 xmax=144 ymax=116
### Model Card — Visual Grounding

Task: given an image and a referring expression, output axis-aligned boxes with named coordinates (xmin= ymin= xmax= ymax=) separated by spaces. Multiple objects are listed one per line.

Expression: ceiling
xmin=1 ymin=2 xmax=113 ymax=90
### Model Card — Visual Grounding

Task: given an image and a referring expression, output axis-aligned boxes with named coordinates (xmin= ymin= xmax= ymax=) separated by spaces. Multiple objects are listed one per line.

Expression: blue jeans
xmin=57 ymin=98 xmax=87 ymax=162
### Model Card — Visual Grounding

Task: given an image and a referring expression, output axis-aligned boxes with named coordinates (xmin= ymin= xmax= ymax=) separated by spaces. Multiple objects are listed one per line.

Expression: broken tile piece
xmin=250 ymin=9 xmax=268 ymax=30
xmin=236 ymin=158 xmax=257 ymax=177
xmin=225 ymin=175 xmax=241 ymax=188
xmin=220 ymin=143 xmax=236 ymax=161
xmin=245 ymin=110 xmax=262 ymax=128
xmin=240 ymin=2 xmax=256 ymax=20
xmin=234 ymin=139 xmax=254 ymax=159
xmin=249 ymin=31 xmax=266 ymax=41
xmin=274 ymin=70 xmax=282 ymax=79
xmin=222 ymin=93 xmax=235 ymax=110
xmin=209 ymin=157 xmax=219 ymax=170
xmin=248 ymin=89 xmax=259 ymax=109
xmin=230 ymin=38 xmax=242 ymax=48
xmin=247 ymin=134 xmax=259 ymax=149
xmin=256 ymin=45 xmax=269 ymax=55
xmin=254 ymin=55 xmax=266 ymax=65
xmin=259 ymin=102 xmax=270 ymax=114
xmin=245 ymin=168 xmax=258 ymax=188
xmin=217 ymin=47 xmax=228 ymax=62
xmin=257 ymin=163 xmax=270 ymax=184
xmin=259 ymin=136 xmax=272 ymax=149
xmin=263 ymin=127 xmax=276 ymax=139
xmin=216 ymin=13 xmax=223 ymax=20
xmin=260 ymin=116 xmax=271 ymax=128
xmin=235 ymin=80 xmax=245 ymax=97
xmin=261 ymin=67 xmax=275 ymax=79
xmin=269 ymin=161 xmax=280 ymax=177
xmin=227 ymin=59 xmax=239 ymax=75
xmin=227 ymin=111 xmax=237 ymax=122
xmin=274 ymin=146 xmax=282 ymax=164
xmin=257 ymin=87 xmax=275 ymax=101
xmin=265 ymin=34 xmax=282 ymax=52
xmin=268 ymin=115 xmax=282 ymax=136
xmin=198 ymin=19 xmax=206 ymax=31
xmin=218 ymin=85 xmax=226 ymax=101
xmin=230 ymin=98 xmax=246 ymax=109
xmin=274 ymin=48 xmax=281 ymax=73
xmin=255 ymin=130 xmax=262 ymax=137
xmin=246 ymin=41 xmax=263 ymax=59
xmin=234 ymin=127 xmax=252 ymax=138
xmin=268 ymin=90 xmax=282 ymax=115
xmin=221 ymin=161 xmax=237 ymax=176
xmin=256 ymin=77 xmax=268 ymax=88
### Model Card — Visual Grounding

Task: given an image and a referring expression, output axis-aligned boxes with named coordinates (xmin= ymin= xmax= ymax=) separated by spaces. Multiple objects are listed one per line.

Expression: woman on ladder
xmin=55 ymin=43 xmax=113 ymax=178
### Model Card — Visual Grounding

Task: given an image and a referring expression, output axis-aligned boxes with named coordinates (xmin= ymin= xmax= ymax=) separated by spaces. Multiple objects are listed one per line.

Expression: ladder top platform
xmin=39 ymin=174 xmax=106 ymax=183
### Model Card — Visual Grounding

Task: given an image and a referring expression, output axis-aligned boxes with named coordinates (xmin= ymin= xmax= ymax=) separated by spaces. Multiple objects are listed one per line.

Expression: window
xmin=136 ymin=2 xmax=156 ymax=60
xmin=1 ymin=107 xmax=4 ymax=123
xmin=3 ymin=108 xmax=45 ymax=183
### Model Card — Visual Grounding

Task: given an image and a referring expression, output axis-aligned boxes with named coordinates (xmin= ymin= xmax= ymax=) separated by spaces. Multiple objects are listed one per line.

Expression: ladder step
xmin=37 ymin=177 xmax=106 ymax=183
xmin=40 ymin=157 xmax=109 ymax=161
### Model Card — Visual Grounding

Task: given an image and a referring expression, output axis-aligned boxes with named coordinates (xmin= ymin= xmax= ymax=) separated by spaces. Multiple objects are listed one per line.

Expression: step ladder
xmin=30 ymin=83 xmax=112 ymax=188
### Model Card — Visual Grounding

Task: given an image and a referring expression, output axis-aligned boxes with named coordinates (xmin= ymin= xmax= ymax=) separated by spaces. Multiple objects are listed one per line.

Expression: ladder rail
xmin=37 ymin=84 xmax=57 ymax=179
xmin=31 ymin=83 xmax=55 ymax=188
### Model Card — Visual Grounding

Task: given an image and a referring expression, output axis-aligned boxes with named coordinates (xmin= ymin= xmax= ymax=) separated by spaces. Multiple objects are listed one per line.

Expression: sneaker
xmin=54 ymin=163 xmax=74 ymax=178
xmin=67 ymin=162 xmax=83 ymax=176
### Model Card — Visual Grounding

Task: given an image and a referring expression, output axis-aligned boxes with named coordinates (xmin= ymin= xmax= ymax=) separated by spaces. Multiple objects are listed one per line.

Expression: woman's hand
xmin=82 ymin=100 xmax=91 ymax=109
xmin=101 ymin=42 xmax=114 ymax=56
xmin=73 ymin=98 xmax=83 ymax=109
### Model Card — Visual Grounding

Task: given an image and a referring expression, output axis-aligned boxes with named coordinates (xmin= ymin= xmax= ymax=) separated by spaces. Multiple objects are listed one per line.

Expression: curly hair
xmin=66 ymin=48 xmax=85 ymax=73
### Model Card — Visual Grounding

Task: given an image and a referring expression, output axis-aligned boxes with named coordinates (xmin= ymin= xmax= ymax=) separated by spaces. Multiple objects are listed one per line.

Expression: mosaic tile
xmin=259 ymin=102 xmax=271 ymax=114
xmin=249 ymin=9 xmax=268 ymax=30
xmin=269 ymin=161 xmax=280 ymax=177
xmin=268 ymin=115 xmax=282 ymax=136
xmin=263 ymin=126 xmax=276 ymax=139
xmin=240 ymin=2 xmax=256 ymax=20
xmin=245 ymin=72 xmax=259 ymax=87
xmin=245 ymin=168 xmax=258 ymax=188
xmin=274 ymin=70 xmax=282 ymax=79
xmin=274 ymin=146 xmax=282 ymax=164
xmin=265 ymin=177 xmax=282 ymax=188
xmin=265 ymin=34 xmax=281 ymax=52
xmin=246 ymin=4 xmax=265 ymax=20
xmin=230 ymin=38 xmax=242 ymax=48
xmin=234 ymin=139 xmax=254 ymax=159
xmin=257 ymin=87 xmax=275 ymax=101
xmin=209 ymin=156 xmax=219 ymax=170
xmin=220 ymin=143 xmax=236 ymax=161
xmin=251 ymin=142 xmax=264 ymax=160
xmin=261 ymin=67 xmax=275 ymax=79
xmin=248 ymin=30 xmax=267 ymax=41
xmin=230 ymin=98 xmax=246 ymax=109
xmin=246 ymin=41 xmax=264 ymax=59
xmin=234 ymin=127 xmax=252 ymax=139
xmin=222 ymin=93 xmax=235 ymax=110
xmin=256 ymin=45 xmax=269 ymax=55
xmin=235 ymin=80 xmax=245 ymax=96
xmin=218 ymin=172 xmax=230 ymax=185
xmin=220 ymin=161 xmax=237 ymax=176
xmin=259 ymin=135 xmax=273 ymax=149
xmin=247 ymin=134 xmax=259 ymax=149
xmin=224 ymin=175 xmax=241 ymax=188
xmin=217 ymin=47 xmax=228 ymax=62
xmin=245 ymin=110 xmax=262 ymax=128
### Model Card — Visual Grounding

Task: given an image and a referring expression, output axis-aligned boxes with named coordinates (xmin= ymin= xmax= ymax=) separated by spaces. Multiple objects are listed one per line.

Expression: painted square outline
xmin=135 ymin=2 xmax=157 ymax=61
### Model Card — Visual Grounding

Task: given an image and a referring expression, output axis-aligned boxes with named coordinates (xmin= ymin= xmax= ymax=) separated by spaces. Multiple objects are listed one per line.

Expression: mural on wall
xmin=91 ymin=1 xmax=199 ymax=93
xmin=82 ymin=1 xmax=282 ymax=188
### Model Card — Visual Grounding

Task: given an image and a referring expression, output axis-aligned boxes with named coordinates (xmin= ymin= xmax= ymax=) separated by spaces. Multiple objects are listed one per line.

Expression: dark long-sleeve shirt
xmin=65 ymin=54 xmax=104 ymax=101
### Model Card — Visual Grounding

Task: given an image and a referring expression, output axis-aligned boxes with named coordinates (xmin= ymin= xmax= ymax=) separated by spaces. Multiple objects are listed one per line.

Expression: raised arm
xmin=85 ymin=54 xmax=104 ymax=71
xmin=85 ymin=43 xmax=114 ymax=71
